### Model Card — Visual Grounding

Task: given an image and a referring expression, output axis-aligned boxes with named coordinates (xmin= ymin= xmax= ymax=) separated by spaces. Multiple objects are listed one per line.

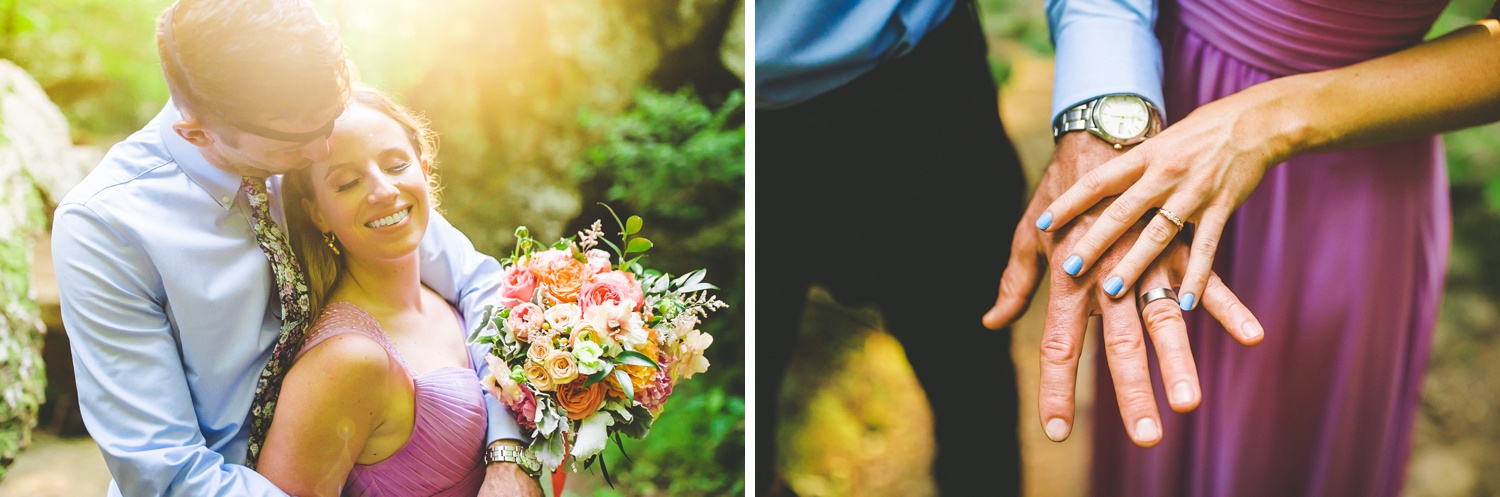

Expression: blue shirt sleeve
xmin=417 ymin=211 xmax=526 ymax=445
xmin=53 ymin=203 xmax=290 ymax=497
xmin=1047 ymin=0 xmax=1165 ymax=124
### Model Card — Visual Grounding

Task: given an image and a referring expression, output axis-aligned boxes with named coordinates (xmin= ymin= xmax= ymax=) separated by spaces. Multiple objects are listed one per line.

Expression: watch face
xmin=1096 ymin=95 xmax=1150 ymax=139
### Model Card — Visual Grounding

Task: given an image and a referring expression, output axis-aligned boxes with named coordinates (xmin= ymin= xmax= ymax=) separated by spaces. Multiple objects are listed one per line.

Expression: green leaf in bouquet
xmin=574 ymin=252 xmax=589 ymax=264
xmin=672 ymin=269 xmax=699 ymax=287
xmin=615 ymin=403 xmax=655 ymax=440
xmin=675 ymin=282 xmax=720 ymax=294
xmin=625 ymin=215 xmax=643 ymax=235
xmin=650 ymin=273 xmax=672 ymax=294
xmin=615 ymin=350 xmax=660 ymax=369
xmin=467 ymin=306 xmax=494 ymax=343
xmin=534 ymin=430 xmax=567 ymax=472
xmin=582 ymin=367 xmax=611 ymax=388
xmin=614 ymin=369 xmax=635 ymax=401
xmin=626 ymin=237 xmax=653 ymax=253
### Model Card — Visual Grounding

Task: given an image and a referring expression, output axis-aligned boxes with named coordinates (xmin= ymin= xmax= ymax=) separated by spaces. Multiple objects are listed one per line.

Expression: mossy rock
xmin=0 ymin=58 xmax=74 ymax=482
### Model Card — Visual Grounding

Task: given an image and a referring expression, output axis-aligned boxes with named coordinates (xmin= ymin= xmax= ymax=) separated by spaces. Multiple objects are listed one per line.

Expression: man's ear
xmin=172 ymin=114 xmax=217 ymax=148
xmin=301 ymin=197 xmax=331 ymax=233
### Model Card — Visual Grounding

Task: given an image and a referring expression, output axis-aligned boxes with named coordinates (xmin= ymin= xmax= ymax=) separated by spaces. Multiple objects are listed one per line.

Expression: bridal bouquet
xmin=470 ymin=208 xmax=724 ymax=484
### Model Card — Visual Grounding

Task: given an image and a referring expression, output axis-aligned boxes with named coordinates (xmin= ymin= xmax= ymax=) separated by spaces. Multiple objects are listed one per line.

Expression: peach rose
xmin=544 ymin=350 xmax=579 ymax=385
xmin=499 ymin=263 xmax=537 ymax=306
xmin=579 ymin=270 xmax=645 ymax=312
xmin=555 ymin=380 xmax=607 ymax=420
xmin=527 ymin=340 xmax=553 ymax=365
xmin=524 ymin=361 xmax=555 ymax=392
xmin=506 ymin=302 xmax=545 ymax=342
xmin=529 ymin=249 xmax=586 ymax=303
xmin=544 ymin=303 xmax=582 ymax=332
xmin=584 ymin=249 xmax=613 ymax=275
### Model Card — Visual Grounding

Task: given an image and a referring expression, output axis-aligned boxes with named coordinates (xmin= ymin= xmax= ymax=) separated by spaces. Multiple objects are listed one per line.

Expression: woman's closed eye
xmin=386 ymin=162 xmax=412 ymax=174
xmin=332 ymin=162 xmax=412 ymax=192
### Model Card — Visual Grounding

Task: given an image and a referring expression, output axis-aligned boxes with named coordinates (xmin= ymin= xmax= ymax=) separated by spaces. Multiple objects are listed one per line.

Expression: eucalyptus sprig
xmin=597 ymin=203 xmax=652 ymax=274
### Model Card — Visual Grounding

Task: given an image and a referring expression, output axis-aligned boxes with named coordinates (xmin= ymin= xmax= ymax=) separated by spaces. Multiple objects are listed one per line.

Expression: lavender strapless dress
xmin=1089 ymin=1 xmax=1452 ymax=496
xmin=294 ymin=302 xmax=488 ymax=497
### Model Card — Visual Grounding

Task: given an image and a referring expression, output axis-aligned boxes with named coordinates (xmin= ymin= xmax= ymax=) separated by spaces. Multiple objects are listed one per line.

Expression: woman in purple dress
xmin=1039 ymin=1 xmax=1500 ymax=495
xmin=253 ymin=87 xmax=527 ymax=496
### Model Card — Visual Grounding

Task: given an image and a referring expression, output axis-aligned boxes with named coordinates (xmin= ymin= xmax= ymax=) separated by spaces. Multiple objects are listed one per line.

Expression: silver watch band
xmin=485 ymin=444 xmax=542 ymax=478
xmin=1052 ymin=102 xmax=1091 ymax=139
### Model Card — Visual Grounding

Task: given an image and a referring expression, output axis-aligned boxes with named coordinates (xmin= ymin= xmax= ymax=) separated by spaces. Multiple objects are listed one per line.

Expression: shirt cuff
xmin=485 ymin=393 xmax=527 ymax=446
xmin=1050 ymin=16 xmax=1166 ymax=124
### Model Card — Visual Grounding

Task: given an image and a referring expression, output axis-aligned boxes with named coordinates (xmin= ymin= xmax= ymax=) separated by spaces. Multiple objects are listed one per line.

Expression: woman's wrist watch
xmin=485 ymin=444 xmax=543 ymax=479
xmin=1052 ymin=93 xmax=1163 ymax=149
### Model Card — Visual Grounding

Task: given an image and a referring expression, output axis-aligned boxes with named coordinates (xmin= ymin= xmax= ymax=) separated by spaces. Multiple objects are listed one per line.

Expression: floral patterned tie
xmin=240 ymin=176 xmax=311 ymax=469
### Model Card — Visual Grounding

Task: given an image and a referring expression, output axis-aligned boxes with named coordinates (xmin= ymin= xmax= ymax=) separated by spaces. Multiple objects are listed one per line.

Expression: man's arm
xmin=418 ymin=211 xmax=526 ymax=444
xmin=418 ymin=212 xmax=542 ymax=496
xmin=52 ymin=203 xmax=289 ymax=496
xmin=1046 ymin=0 xmax=1164 ymax=123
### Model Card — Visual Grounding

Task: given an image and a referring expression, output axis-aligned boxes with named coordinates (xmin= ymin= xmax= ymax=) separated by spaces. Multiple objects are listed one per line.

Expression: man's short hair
xmin=157 ymin=0 xmax=350 ymax=130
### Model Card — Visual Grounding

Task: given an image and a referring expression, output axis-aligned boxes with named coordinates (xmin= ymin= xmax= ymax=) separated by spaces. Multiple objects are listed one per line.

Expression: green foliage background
xmin=3 ymin=0 xmax=744 ymax=494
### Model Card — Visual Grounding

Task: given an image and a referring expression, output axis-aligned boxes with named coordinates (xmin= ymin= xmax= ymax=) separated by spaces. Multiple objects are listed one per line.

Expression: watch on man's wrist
xmin=1052 ymin=93 xmax=1162 ymax=149
xmin=484 ymin=444 xmax=543 ymax=479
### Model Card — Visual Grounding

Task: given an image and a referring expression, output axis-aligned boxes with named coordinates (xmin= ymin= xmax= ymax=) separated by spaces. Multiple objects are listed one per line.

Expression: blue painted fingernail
xmin=1036 ymin=211 xmax=1053 ymax=230
xmin=1105 ymin=276 xmax=1124 ymax=296
xmin=1064 ymin=255 xmax=1083 ymax=276
xmin=1180 ymin=293 xmax=1195 ymax=311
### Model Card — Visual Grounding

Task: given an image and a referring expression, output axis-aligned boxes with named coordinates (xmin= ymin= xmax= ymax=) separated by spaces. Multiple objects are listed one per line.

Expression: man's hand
xmin=478 ymin=441 xmax=543 ymax=497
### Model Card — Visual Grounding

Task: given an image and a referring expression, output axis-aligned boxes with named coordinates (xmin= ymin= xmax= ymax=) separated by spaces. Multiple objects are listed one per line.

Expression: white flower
xmin=573 ymin=340 xmax=605 ymax=375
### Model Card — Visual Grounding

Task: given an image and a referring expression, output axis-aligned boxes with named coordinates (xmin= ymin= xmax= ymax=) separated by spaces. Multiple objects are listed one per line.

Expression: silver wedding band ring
xmin=1139 ymin=287 xmax=1178 ymax=308
xmin=1157 ymin=208 xmax=1184 ymax=230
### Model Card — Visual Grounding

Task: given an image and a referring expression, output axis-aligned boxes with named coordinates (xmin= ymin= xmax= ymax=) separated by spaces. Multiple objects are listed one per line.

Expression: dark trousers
xmin=757 ymin=2 xmax=1027 ymax=494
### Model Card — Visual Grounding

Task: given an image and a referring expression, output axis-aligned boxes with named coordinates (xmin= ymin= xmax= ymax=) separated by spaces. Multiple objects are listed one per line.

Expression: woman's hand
xmin=1035 ymin=83 xmax=1299 ymax=310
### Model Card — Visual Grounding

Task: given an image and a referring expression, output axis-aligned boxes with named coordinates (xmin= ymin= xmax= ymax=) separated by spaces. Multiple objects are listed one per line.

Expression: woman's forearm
xmin=1262 ymin=20 xmax=1500 ymax=157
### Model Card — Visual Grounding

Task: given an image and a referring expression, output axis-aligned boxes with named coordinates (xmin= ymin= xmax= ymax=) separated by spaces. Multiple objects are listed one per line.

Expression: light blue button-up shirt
xmin=52 ymin=103 xmax=522 ymax=496
xmin=756 ymin=0 xmax=956 ymax=109
xmin=1047 ymin=0 xmax=1164 ymax=124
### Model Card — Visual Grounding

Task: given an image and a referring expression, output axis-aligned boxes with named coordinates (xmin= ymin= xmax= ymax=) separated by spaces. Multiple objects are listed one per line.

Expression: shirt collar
xmin=158 ymin=100 xmax=244 ymax=211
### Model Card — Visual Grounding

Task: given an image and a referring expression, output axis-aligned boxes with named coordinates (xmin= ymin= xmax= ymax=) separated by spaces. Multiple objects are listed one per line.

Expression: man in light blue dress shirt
xmin=759 ymin=0 xmax=1181 ymax=494
xmin=758 ymin=0 xmax=1027 ymax=494
xmin=51 ymin=1 xmax=537 ymax=495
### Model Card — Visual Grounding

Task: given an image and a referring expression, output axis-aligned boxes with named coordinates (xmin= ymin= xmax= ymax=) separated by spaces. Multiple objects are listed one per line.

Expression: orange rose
xmin=529 ymin=249 xmax=586 ymax=303
xmin=555 ymin=379 xmax=607 ymax=420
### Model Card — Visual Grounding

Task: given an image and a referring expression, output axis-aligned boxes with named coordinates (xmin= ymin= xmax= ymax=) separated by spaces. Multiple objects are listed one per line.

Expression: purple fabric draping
xmin=296 ymin=302 xmax=488 ymax=497
xmin=1088 ymin=1 xmax=1452 ymax=496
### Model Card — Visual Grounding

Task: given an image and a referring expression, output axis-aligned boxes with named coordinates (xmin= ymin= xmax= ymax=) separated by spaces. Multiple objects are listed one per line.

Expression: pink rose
xmin=506 ymin=302 xmax=545 ymax=342
xmin=584 ymin=249 xmax=613 ymax=275
xmin=500 ymin=263 xmax=538 ymax=305
xmin=580 ymin=270 xmax=645 ymax=312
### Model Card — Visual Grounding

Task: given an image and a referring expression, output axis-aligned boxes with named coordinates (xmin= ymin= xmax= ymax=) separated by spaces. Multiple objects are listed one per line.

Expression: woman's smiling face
xmin=302 ymin=102 xmax=430 ymax=264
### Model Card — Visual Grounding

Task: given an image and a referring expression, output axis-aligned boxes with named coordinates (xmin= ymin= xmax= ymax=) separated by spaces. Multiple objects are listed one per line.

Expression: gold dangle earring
xmin=324 ymin=232 xmax=341 ymax=255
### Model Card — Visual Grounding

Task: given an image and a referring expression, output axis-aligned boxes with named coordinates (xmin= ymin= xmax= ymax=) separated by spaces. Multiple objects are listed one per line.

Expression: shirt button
xmin=222 ymin=195 xmax=232 ymax=204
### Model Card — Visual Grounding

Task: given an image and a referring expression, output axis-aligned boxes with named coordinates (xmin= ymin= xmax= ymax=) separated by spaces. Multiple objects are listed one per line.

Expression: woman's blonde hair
xmin=282 ymin=84 xmax=442 ymax=318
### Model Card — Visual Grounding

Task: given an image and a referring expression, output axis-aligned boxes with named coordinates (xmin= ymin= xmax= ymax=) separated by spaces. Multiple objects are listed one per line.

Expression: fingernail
xmin=1064 ymin=255 xmax=1083 ymax=276
xmin=1172 ymin=381 xmax=1194 ymax=406
xmin=1045 ymin=418 xmax=1070 ymax=442
xmin=1104 ymin=276 xmax=1124 ymax=296
xmin=1243 ymin=320 xmax=1263 ymax=340
xmin=1179 ymin=293 xmax=1195 ymax=311
xmin=1135 ymin=418 xmax=1161 ymax=442
xmin=1036 ymin=211 xmax=1054 ymax=230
